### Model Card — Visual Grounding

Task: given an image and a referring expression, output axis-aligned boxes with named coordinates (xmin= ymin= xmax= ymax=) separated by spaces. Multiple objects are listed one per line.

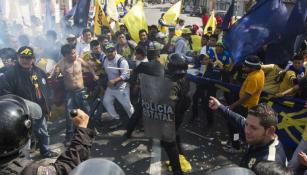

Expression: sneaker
xmin=41 ymin=151 xmax=59 ymax=158
xmin=100 ymin=112 xmax=113 ymax=121
xmin=109 ymin=120 xmax=123 ymax=129
xmin=222 ymin=146 xmax=243 ymax=153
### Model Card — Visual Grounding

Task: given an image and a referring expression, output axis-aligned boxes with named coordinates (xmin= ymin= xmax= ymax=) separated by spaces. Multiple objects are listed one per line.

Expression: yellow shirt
xmin=261 ymin=64 xmax=282 ymax=94
xmin=303 ymin=124 xmax=307 ymax=141
xmin=239 ymin=69 xmax=265 ymax=108
xmin=279 ymin=70 xmax=296 ymax=95
xmin=159 ymin=54 xmax=168 ymax=66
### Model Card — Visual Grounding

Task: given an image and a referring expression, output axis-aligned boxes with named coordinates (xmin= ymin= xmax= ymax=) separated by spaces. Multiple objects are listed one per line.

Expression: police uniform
xmin=0 ymin=95 xmax=95 ymax=175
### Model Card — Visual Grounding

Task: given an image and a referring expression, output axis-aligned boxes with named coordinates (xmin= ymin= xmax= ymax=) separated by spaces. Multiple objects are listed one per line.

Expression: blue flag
xmin=64 ymin=4 xmax=77 ymax=20
xmin=222 ymin=0 xmax=235 ymax=30
xmin=283 ymin=0 xmax=307 ymax=41
xmin=45 ymin=0 xmax=55 ymax=31
xmin=73 ymin=0 xmax=91 ymax=27
xmin=264 ymin=0 xmax=307 ymax=65
xmin=223 ymin=0 xmax=288 ymax=63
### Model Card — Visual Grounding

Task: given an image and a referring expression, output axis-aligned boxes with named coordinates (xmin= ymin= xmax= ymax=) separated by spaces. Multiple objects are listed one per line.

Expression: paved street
xmin=31 ymin=3 xmax=243 ymax=175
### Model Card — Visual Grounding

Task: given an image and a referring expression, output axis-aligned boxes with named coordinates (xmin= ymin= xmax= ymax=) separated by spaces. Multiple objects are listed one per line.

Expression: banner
xmin=187 ymin=73 xmax=307 ymax=148
xmin=140 ymin=74 xmax=176 ymax=142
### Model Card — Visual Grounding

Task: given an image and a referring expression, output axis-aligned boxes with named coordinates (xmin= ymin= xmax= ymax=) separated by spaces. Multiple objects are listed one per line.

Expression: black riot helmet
xmin=0 ymin=95 xmax=42 ymax=158
xmin=166 ymin=53 xmax=188 ymax=80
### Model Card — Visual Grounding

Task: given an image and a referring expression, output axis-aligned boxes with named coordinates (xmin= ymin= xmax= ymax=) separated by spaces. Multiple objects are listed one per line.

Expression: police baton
xmin=70 ymin=98 xmax=102 ymax=130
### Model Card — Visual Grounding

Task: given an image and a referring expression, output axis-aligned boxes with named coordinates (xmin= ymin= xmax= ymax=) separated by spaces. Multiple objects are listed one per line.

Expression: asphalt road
xmin=31 ymin=3 xmax=244 ymax=175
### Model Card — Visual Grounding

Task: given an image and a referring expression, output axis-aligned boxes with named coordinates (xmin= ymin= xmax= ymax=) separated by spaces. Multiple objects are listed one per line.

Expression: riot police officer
xmin=139 ymin=53 xmax=191 ymax=175
xmin=0 ymin=94 xmax=95 ymax=175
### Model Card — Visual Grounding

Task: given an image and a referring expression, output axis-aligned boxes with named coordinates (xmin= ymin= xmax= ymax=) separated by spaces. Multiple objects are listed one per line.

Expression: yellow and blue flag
xmin=94 ymin=0 xmax=110 ymax=36
xmin=187 ymin=74 xmax=307 ymax=148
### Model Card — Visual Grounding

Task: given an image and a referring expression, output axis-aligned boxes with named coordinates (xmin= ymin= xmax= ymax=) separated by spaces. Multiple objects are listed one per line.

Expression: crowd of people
xmin=0 ymin=2 xmax=307 ymax=175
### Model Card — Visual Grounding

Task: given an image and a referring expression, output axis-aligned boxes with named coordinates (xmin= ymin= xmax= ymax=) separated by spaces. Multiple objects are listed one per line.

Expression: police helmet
xmin=147 ymin=41 xmax=161 ymax=60
xmin=69 ymin=158 xmax=125 ymax=175
xmin=207 ymin=167 xmax=255 ymax=175
xmin=167 ymin=53 xmax=188 ymax=75
xmin=0 ymin=95 xmax=42 ymax=158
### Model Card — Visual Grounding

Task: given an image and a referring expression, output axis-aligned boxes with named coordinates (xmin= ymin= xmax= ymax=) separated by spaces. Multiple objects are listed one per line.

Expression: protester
xmin=278 ymin=53 xmax=305 ymax=96
xmin=115 ymin=31 xmax=137 ymax=61
xmin=101 ymin=42 xmax=134 ymax=126
xmin=0 ymin=46 xmax=58 ymax=158
xmin=51 ymin=44 xmax=98 ymax=144
xmin=209 ymin=96 xmax=287 ymax=169
xmin=76 ymin=28 xmax=93 ymax=57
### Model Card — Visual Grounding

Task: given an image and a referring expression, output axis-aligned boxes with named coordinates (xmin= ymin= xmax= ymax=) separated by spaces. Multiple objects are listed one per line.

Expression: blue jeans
xmin=32 ymin=115 xmax=49 ymax=154
xmin=65 ymin=89 xmax=90 ymax=140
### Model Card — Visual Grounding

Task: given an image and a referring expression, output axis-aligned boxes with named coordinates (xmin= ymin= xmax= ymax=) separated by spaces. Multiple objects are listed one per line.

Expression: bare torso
xmin=58 ymin=58 xmax=84 ymax=90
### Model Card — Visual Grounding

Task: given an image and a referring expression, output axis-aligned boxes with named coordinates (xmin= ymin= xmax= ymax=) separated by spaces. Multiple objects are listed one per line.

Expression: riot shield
xmin=69 ymin=158 xmax=125 ymax=175
xmin=139 ymin=74 xmax=176 ymax=142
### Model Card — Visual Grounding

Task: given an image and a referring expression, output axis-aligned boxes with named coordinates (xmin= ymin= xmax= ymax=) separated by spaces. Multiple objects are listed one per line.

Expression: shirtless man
xmin=52 ymin=44 xmax=98 ymax=143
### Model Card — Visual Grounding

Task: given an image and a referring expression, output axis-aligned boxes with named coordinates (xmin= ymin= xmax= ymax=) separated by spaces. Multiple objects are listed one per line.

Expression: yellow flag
xmin=191 ymin=35 xmax=202 ymax=52
xmin=163 ymin=1 xmax=182 ymax=25
xmin=204 ymin=11 xmax=216 ymax=35
xmin=123 ymin=1 xmax=148 ymax=42
xmin=94 ymin=1 xmax=110 ymax=36
xmin=107 ymin=0 xmax=119 ymax=21
xmin=116 ymin=0 xmax=126 ymax=5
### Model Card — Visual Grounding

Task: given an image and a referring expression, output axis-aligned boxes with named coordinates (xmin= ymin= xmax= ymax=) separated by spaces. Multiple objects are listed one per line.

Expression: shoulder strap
xmin=117 ymin=57 xmax=124 ymax=74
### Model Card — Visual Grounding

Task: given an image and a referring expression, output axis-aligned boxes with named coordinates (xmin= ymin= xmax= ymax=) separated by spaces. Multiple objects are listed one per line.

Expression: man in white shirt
xmin=76 ymin=28 xmax=92 ymax=57
xmin=102 ymin=43 xmax=134 ymax=123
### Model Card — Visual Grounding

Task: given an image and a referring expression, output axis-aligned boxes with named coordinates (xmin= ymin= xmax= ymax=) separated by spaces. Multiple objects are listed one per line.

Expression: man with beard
xmin=209 ymin=96 xmax=287 ymax=169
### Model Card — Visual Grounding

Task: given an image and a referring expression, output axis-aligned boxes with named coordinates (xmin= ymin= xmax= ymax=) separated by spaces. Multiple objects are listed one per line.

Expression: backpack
xmin=101 ymin=56 xmax=135 ymax=88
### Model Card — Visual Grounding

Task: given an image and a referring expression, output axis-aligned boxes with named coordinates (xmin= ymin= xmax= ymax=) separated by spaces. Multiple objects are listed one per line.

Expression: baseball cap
xmin=66 ymin=34 xmax=76 ymax=39
xmin=104 ymin=42 xmax=115 ymax=52
xmin=181 ymin=28 xmax=192 ymax=34
xmin=17 ymin=46 xmax=34 ymax=58
xmin=0 ymin=94 xmax=42 ymax=120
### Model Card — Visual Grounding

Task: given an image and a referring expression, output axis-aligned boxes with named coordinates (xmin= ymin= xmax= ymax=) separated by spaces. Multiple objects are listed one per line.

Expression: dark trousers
xmin=65 ymin=89 xmax=90 ymax=140
xmin=126 ymin=100 xmax=142 ymax=136
xmin=127 ymin=100 xmax=186 ymax=175
xmin=192 ymin=84 xmax=215 ymax=125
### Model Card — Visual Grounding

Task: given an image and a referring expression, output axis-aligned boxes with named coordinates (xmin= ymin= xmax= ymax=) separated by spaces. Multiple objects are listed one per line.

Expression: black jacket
xmin=17 ymin=127 xmax=95 ymax=175
xmin=218 ymin=105 xmax=287 ymax=169
xmin=0 ymin=63 xmax=51 ymax=114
